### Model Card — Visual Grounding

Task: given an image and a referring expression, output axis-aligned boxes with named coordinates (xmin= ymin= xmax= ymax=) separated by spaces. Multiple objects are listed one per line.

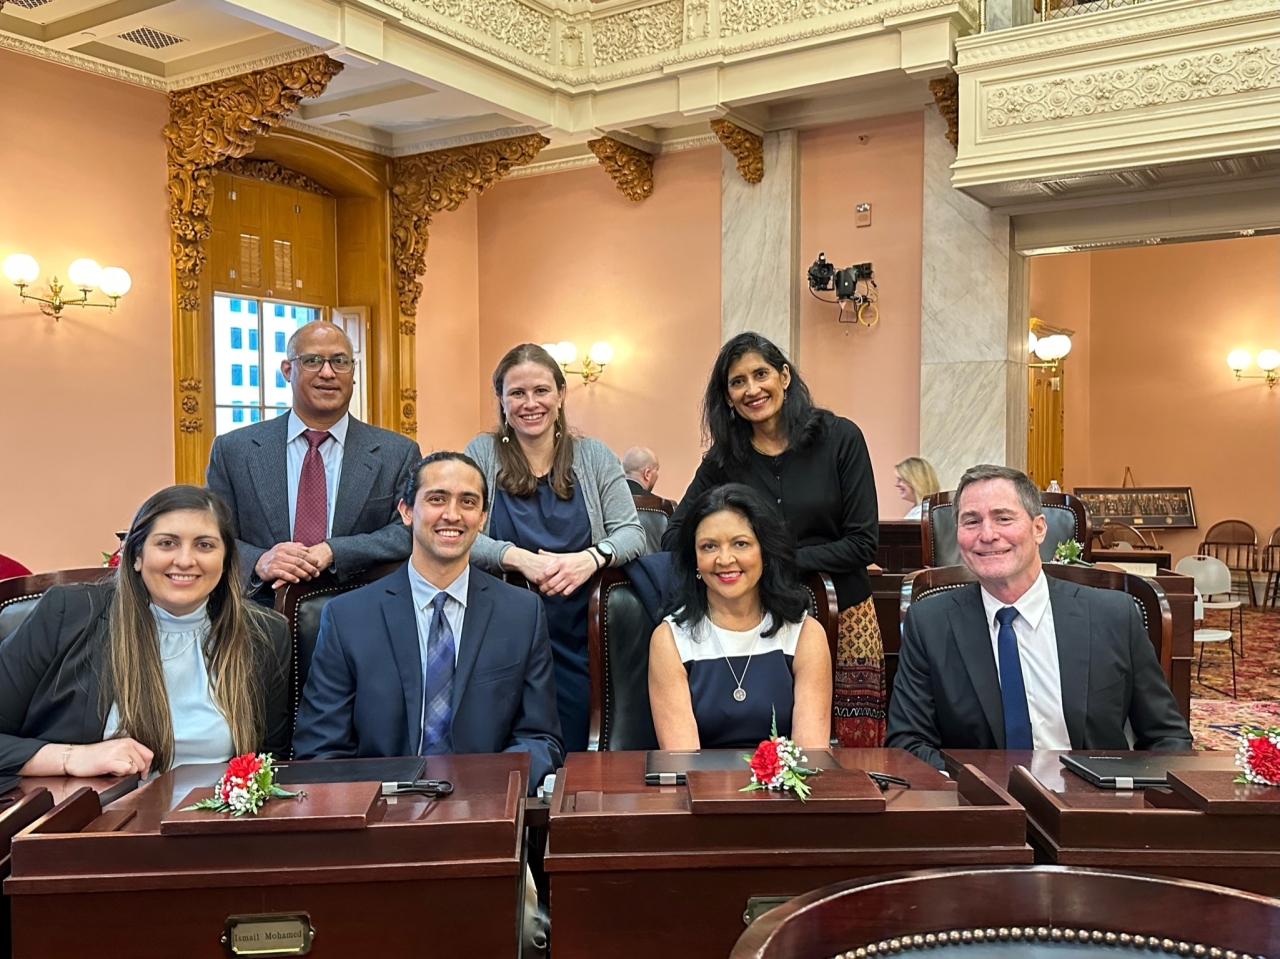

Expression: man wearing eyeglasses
xmin=207 ymin=320 xmax=421 ymax=597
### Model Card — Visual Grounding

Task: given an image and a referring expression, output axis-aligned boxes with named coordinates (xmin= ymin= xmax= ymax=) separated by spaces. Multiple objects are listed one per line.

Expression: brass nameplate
xmin=742 ymin=896 xmax=792 ymax=926
xmin=222 ymin=914 xmax=314 ymax=956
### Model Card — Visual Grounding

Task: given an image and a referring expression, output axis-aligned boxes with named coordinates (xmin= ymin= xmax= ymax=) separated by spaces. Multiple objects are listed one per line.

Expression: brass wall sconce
xmin=1028 ymin=320 xmax=1073 ymax=372
xmin=3 ymin=253 xmax=132 ymax=319
xmin=542 ymin=340 xmax=614 ymax=384
xmin=1227 ymin=349 xmax=1279 ymax=388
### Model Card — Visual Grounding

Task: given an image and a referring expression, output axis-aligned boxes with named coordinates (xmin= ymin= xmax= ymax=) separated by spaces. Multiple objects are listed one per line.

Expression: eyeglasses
xmin=292 ymin=353 xmax=354 ymax=374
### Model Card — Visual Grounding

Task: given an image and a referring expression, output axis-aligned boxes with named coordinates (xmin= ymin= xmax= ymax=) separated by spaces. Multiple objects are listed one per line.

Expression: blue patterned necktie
xmin=995 ymin=606 xmax=1033 ymax=750
xmin=421 ymin=591 xmax=455 ymax=755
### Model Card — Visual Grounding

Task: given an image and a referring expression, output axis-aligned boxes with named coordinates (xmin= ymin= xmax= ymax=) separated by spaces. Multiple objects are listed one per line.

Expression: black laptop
xmin=1060 ymin=753 xmax=1236 ymax=789
xmin=645 ymin=749 xmax=840 ymax=786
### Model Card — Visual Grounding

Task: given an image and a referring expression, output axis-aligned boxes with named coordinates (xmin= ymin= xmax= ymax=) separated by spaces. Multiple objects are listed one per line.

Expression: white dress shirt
xmin=979 ymin=571 xmax=1072 ymax=750
xmin=286 ymin=411 xmax=349 ymax=539
xmin=406 ymin=561 xmax=469 ymax=668
xmin=103 ymin=602 xmax=234 ymax=766
xmin=904 ymin=502 xmax=923 ymax=520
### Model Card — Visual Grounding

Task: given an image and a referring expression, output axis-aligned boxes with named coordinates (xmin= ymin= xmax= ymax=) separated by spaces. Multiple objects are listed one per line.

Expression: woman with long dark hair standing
xmin=465 ymin=343 xmax=645 ymax=752
xmin=663 ymin=332 xmax=883 ymax=746
xmin=0 ymin=485 xmax=290 ymax=777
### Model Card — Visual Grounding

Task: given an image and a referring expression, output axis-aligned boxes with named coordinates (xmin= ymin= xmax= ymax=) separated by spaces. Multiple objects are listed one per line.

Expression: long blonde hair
xmin=106 ymin=486 xmax=274 ymax=772
xmin=490 ymin=343 xmax=576 ymax=500
xmin=895 ymin=457 xmax=941 ymax=503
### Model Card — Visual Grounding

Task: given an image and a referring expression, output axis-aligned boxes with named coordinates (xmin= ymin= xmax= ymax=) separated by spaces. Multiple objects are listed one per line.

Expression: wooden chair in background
xmin=1198 ymin=519 xmax=1260 ymax=606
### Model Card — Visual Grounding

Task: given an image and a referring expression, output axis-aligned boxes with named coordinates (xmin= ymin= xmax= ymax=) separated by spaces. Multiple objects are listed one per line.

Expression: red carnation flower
xmin=749 ymin=739 xmax=783 ymax=782
xmin=224 ymin=752 xmax=262 ymax=783
xmin=1247 ymin=737 xmax=1280 ymax=784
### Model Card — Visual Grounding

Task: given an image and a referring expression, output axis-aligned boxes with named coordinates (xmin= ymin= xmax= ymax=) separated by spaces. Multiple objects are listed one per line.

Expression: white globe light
xmin=1227 ymin=350 xmax=1252 ymax=372
xmin=1053 ymin=334 xmax=1072 ymax=358
xmin=588 ymin=341 xmax=613 ymax=365
xmin=67 ymin=258 xmax=102 ymax=289
xmin=2 ymin=253 xmax=39 ymax=286
xmin=1028 ymin=331 xmax=1038 ymax=354
xmin=1257 ymin=349 xmax=1280 ymax=373
xmin=99 ymin=267 xmax=132 ymax=298
xmin=555 ymin=341 xmax=577 ymax=365
xmin=541 ymin=343 xmax=559 ymax=359
xmin=1033 ymin=337 xmax=1057 ymax=361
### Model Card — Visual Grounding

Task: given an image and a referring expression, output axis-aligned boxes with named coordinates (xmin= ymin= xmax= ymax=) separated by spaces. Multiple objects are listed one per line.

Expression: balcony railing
xmin=981 ymin=0 xmax=1167 ymax=31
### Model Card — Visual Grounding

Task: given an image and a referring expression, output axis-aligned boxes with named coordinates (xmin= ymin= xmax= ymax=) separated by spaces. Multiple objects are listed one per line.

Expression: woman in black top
xmin=663 ymin=332 xmax=883 ymax=746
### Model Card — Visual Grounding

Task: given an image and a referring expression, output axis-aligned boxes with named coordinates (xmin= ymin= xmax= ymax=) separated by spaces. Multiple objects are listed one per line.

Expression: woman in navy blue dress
xmin=648 ymin=484 xmax=832 ymax=750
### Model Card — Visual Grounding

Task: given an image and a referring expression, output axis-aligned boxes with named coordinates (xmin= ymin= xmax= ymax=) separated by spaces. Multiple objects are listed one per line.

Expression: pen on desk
xmin=867 ymin=772 xmax=912 ymax=789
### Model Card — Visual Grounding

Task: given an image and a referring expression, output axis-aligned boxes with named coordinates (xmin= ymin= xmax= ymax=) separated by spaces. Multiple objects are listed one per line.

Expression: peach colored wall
xmin=799 ymin=113 xmax=924 ymax=520
xmin=473 ymin=148 xmax=722 ymax=501
xmin=1029 ymin=251 xmax=1092 ymax=492
xmin=0 ymin=51 xmax=173 ymax=573
xmin=416 ymin=201 xmax=482 ymax=453
xmin=1032 ymin=237 xmax=1280 ymax=562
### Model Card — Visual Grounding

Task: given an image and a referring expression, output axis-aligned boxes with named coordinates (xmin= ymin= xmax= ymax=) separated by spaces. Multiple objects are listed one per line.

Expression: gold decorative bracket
xmin=710 ymin=119 xmax=764 ymax=184
xmin=587 ymin=136 xmax=655 ymax=202
xmin=929 ymin=74 xmax=960 ymax=150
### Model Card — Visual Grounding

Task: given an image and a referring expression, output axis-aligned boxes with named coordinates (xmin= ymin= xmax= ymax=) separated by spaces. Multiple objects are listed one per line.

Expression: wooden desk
xmin=942 ymin=750 xmax=1277 ymax=897
xmin=6 ymin=754 xmax=529 ymax=959
xmin=1095 ymin=547 xmax=1172 ymax=570
xmin=546 ymin=749 xmax=1031 ymax=959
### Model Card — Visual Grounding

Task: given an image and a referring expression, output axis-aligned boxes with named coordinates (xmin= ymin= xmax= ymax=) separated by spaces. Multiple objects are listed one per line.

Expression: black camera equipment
xmin=805 ymin=252 xmax=879 ymax=326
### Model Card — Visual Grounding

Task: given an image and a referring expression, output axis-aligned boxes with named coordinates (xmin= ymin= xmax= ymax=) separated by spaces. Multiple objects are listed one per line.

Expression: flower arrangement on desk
xmin=1051 ymin=539 xmax=1092 ymax=566
xmin=742 ymin=709 xmax=820 ymax=801
xmin=182 ymin=753 xmax=305 ymax=816
xmin=1234 ymin=727 xmax=1280 ymax=787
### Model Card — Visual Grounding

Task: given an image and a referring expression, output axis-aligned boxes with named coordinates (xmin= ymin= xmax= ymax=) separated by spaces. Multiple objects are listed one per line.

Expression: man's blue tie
xmin=995 ymin=606 xmax=1033 ymax=750
xmin=422 ymin=591 xmax=455 ymax=755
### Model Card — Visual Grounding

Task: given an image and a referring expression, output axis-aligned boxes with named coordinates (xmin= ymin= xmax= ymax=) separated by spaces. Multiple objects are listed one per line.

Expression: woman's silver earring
xmin=695 ymin=571 xmax=701 ymax=580
xmin=501 ymin=434 xmax=509 ymax=444
xmin=133 ymin=561 xmax=141 ymax=572
xmin=555 ymin=428 xmax=562 ymax=441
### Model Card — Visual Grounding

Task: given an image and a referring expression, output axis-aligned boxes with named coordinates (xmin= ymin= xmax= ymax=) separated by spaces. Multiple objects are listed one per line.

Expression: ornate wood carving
xmin=389 ymin=133 xmax=550 ymax=317
xmin=588 ymin=136 xmax=655 ymax=202
xmin=165 ymin=55 xmax=343 ymax=313
xmin=215 ymin=157 xmax=333 ymax=196
xmin=710 ymin=119 xmax=764 ymax=184
xmin=929 ymin=74 xmax=960 ymax=150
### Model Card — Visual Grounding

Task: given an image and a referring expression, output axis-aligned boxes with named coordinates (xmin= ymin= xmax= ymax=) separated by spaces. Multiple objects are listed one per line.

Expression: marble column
xmin=721 ymin=130 xmax=800 ymax=355
xmin=919 ymin=105 xmax=1025 ymax=490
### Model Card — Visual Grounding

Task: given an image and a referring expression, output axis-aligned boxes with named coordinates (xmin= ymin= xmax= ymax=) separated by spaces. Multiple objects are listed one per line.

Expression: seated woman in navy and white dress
xmin=648 ymin=483 xmax=832 ymax=751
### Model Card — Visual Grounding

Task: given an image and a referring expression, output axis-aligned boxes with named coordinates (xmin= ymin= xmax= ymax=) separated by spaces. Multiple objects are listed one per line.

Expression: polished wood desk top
xmin=7 ymin=753 xmax=528 ymax=894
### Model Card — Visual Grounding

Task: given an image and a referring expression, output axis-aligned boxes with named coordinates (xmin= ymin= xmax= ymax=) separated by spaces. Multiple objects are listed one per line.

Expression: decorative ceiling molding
xmin=928 ymin=74 xmax=959 ymax=148
xmin=391 ymin=125 xmax=541 ymax=157
xmin=506 ymin=131 xmax=718 ymax=179
xmin=390 ymin=133 xmax=550 ymax=317
xmin=588 ymin=136 xmax=655 ymax=201
xmin=165 ymin=55 xmax=344 ymax=312
xmin=215 ymin=157 xmax=333 ymax=196
xmin=166 ymin=45 xmax=327 ymax=90
xmin=710 ymin=118 xmax=763 ymax=183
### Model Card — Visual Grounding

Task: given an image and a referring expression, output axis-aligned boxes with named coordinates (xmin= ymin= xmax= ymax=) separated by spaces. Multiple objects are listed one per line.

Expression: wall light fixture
xmin=543 ymin=340 xmax=614 ymax=384
xmin=1227 ymin=349 xmax=1279 ymax=388
xmin=3 ymin=253 xmax=132 ymax=319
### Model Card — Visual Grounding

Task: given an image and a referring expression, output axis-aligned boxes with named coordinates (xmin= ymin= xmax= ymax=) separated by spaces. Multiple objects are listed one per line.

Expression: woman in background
xmin=650 ymin=484 xmax=831 ymax=750
xmin=0 ymin=486 xmax=290 ymax=778
xmin=466 ymin=344 xmax=645 ymax=752
xmin=895 ymin=457 xmax=941 ymax=520
xmin=664 ymin=331 xmax=883 ymax=746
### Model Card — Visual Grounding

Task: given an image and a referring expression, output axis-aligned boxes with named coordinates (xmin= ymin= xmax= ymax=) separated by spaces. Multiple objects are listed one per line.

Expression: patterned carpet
xmin=1188 ymin=606 xmax=1279 ymax=750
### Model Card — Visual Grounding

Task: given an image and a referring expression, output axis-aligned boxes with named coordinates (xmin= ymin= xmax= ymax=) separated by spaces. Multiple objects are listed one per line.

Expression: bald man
xmin=622 ymin=446 xmax=660 ymax=496
xmin=207 ymin=320 xmax=421 ymax=598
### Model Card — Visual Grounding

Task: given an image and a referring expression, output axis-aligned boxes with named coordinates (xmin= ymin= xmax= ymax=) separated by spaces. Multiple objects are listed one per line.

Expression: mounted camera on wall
xmin=806 ymin=252 xmax=878 ymax=327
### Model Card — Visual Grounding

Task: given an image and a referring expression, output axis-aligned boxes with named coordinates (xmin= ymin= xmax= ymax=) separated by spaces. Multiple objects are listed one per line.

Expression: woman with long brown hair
xmin=0 ymin=485 xmax=290 ymax=778
xmin=465 ymin=343 xmax=645 ymax=752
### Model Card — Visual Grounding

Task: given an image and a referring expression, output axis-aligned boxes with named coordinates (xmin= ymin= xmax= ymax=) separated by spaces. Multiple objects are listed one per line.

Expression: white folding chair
xmin=1186 ymin=587 xmax=1237 ymax=698
xmin=1176 ymin=554 xmax=1245 ymax=657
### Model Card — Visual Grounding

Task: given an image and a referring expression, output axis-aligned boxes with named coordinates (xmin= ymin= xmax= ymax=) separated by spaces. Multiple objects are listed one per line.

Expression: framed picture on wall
xmin=1072 ymin=487 xmax=1197 ymax=528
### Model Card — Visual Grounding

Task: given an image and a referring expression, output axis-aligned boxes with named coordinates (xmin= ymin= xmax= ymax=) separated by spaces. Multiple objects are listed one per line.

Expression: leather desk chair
xmin=921 ymin=490 xmax=1091 ymax=568
xmin=586 ymin=569 xmax=840 ymax=751
xmin=274 ymin=562 xmax=402 ymax=753
xmin=632 ymin=493 xmax=676 ymax=556
xmin=0 ymin=568 xmax=108 ymax=645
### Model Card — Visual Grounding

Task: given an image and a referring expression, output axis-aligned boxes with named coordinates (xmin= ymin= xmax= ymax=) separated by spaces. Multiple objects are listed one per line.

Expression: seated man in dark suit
xmin=292 ymin=451 xmax=563 ymax=791
xmin=887 ymin=464 xmax=1191 ymax=770
xmin=207 ymin=320 xmax=420 ymax=598
xmin=622 ymin=446 xmax=660 ymax=496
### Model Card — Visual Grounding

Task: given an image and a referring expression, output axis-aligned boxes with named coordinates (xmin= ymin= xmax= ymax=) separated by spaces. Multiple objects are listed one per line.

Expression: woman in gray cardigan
xmin=465 ymin=343 xmax=645 ymax=751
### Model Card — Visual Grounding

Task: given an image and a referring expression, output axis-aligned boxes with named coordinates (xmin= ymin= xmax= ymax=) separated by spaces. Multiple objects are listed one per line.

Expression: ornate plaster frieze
xmin=0 ymin=32 xmax=167 ymax=89
xmin=216 ymin=158 xmax=334 ymax=195
xmin=956 ymin=0 xmax=1278 ymax=71
xmin=391 ymin=125 xmax=541 ymax=156
xmin=588 ymin=136 xmax=655 ymax=201
xmin=390 ymin=133 xmax=549 ymax=316
xmin=929 ymin=74 xmax=959 ymax=147
xmin=720 ymin=0 xmax=876 ymax=38
xmin=593 ymin=1 xmax=683 ymax=66
xmin=710 ymin=118 xmax=764 ymax=182
xmin=165 ymin=55 xmax=343 ymax=313
xmin=167 ymin=45 xmax=328 ymax=90
xmin=984 ymin=42 xmax=1280 ymax=128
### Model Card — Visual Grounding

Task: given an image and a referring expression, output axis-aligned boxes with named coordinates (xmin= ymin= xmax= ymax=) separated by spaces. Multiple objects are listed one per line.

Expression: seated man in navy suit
xmin=292 ymin=451 xmax=563 ymax=791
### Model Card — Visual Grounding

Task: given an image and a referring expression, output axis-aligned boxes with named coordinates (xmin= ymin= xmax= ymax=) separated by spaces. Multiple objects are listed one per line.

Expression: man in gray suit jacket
xmin=886 ymin=465 xmax=1190 ymax=770
xmin=207 ymin=320 xmax=420 ymax=594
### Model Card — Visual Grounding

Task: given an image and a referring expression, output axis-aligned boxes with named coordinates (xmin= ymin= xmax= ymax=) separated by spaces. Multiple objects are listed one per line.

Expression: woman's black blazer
xmin=0 ymin=582 xmax=291 ymax=775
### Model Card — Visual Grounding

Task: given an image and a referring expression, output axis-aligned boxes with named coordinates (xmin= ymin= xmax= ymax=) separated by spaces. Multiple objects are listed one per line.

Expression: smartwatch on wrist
xmin=595 ymin=542 xmax=615 ymax=568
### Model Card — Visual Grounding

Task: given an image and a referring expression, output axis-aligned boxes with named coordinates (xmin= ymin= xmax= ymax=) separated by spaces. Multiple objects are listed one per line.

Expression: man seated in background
xmin=886 ymin=464 xmax=1191 ymax=770
xmin=206 ymin=320 xmax=420 ymax=599
xmin=622 ymin=446 xmax=661 ymax=496
xmin=292 ymin=451 xmax=563 ymax=791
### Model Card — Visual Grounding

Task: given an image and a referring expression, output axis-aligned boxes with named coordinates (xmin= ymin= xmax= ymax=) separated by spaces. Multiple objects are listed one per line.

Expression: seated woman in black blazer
xmin=0 ymin=485 xmax=290 ymax=778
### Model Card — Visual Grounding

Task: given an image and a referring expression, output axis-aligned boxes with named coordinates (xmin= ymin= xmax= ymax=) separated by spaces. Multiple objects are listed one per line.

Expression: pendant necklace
xmin=709 ymin=613 xmax=763 ymax=703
